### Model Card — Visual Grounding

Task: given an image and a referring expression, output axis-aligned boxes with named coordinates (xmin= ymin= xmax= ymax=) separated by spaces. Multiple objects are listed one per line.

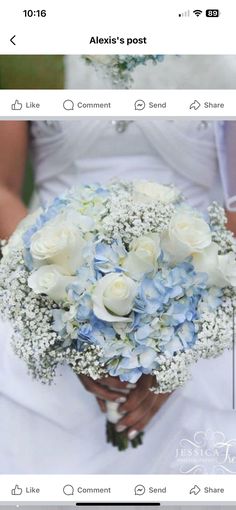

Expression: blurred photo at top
xmin=0 ymin=55 xmax=236 ymax=89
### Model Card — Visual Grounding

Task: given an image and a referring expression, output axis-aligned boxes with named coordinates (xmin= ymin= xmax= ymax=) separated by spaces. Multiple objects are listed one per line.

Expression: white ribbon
xmin=106 ymin=401 xmax=122 ymax=424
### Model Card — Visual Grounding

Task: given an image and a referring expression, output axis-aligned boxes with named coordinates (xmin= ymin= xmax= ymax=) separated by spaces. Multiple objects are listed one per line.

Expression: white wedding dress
xmin=0 ymin=120 xmax=235 ymax=475
xmin=65 ymin=55 xmax=236 ymax=89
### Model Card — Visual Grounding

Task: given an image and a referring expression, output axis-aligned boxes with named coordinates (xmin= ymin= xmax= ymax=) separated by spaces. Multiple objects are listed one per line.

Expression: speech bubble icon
xmin=63 ymin=99 xmax=74 ymax=111
xmin=134 ymin=99 xmax=146 ymax=111
xmin=63 ymin=484 xmax=74 ymax=496
xmin=134 ymin=484 xmax=146 ymax=495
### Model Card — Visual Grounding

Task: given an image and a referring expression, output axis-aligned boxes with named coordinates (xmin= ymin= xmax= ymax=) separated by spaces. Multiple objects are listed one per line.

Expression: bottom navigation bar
xmin=0 ymin=476 xmax=235 ymax=503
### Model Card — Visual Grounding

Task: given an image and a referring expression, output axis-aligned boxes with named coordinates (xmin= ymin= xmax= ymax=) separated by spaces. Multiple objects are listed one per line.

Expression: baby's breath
xmin=0 ymin=248 xmax=104 ymax=383
xmin=102 ymin=197 xmax=175 ymax=245
xmin=152 ymin=292 xmax=235 ymax=394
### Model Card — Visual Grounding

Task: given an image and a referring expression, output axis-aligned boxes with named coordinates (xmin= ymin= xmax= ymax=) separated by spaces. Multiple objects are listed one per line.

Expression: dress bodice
xmin=30 ymin=119 xmax=222 ymax=212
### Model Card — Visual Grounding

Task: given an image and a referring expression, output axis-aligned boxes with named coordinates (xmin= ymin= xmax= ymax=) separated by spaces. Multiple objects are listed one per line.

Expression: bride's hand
xmin=79 ymin=374 xmax=132 ymax=406
xmin=116 ymin=375 xmax=170 ymax=440
xmin=79 ymin=374 xmax=170 ymax=439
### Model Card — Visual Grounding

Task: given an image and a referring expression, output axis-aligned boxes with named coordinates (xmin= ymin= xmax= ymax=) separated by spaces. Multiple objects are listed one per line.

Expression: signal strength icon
xmin=193 ymin=9 xmax=203 ymax=16
xmin=178 ymin=10 xmax=190 ymax=17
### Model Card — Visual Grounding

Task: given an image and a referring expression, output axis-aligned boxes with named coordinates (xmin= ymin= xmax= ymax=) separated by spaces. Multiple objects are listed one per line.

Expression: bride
xmin=0 ymin=119 xmax=236 ymax=474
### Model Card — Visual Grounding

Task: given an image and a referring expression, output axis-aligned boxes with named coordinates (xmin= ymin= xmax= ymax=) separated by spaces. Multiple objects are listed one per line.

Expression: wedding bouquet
xmin=82 ymin=55 xmax=164 ymax=87
xmin=0 ymin=180 xmax=235 ymax=450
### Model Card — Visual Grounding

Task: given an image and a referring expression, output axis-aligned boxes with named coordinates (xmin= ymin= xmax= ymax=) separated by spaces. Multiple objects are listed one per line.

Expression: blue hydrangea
xmin=76 ymin=294 xmax=93 ymax=321
xmin=135 ymin=262 xmax=207 ymax=316
xmin=67 ymin=267 xmax=96 ymax=301
xmin=94 ymin=240 xmax=126 ymax=274
xmin=23 ymin=196 xmax=69 ymax=249
xmin=65 ymin=259 xmax=217 ymax=381
xmin=200 ymin=287 xmax=223 ymax=311
xmin=77 ymin=316 xmax=115 ymax=350
xmin=107 ymin=345 xmax=158 ymax=383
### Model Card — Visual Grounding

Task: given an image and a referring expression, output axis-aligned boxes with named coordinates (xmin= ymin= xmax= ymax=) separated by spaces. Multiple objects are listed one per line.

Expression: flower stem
xmin=106 ymin=421 xmax=144 ymax=450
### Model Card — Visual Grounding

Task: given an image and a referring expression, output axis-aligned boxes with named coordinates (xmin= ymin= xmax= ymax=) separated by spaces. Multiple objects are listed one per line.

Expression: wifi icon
xmin=193 ymin=9 xmax=203 ymax=16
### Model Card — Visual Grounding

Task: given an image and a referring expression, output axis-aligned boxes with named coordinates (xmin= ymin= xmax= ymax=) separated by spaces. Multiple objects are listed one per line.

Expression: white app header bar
xmin=0 ymin=0 xmax=235 ymax=54
xmin=0 ymin=474 xmax=235 ymax=503
xmin=0 ymin=90 xmax=236 ymax=118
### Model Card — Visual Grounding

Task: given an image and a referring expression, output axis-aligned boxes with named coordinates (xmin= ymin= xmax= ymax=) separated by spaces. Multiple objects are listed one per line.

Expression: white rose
xmin=163 ymin=210 xmax=212 ymax=262
xmin=92 ymin=273 xmax=137 ymax=322
xmin=192 ymin=243 xmax=221 ymax=287
xmin=134 ymin=181 xmax=180 ymax=204
xmin=193 ymin=244 xmax=236 ymax=288
xmin=218 ymin=252 xmax=236 ymax=287
xmin=28 ymin=265 xmax=75 ymax=302
xmin=123 ymin=234 xmax=161 ymax=280
xmin=60 ymin=208 xmax=95 ymax=233
xmin=30 ymin=219 xmax=86 ymax=275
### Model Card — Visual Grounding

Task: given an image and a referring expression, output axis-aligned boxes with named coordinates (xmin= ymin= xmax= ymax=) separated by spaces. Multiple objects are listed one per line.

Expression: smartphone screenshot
xmin=0 ymin=0 xmax=236 ymax=507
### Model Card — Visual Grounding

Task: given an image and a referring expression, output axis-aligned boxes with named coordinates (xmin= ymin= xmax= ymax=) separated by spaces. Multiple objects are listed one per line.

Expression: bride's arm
xmin=226 ymin=211 xmax=236 ymax=235
xmin=0 ymin=121 xmax=28 ymax=239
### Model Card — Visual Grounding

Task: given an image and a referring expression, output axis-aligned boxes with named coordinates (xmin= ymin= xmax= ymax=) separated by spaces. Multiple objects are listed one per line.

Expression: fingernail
xmin=116 ymin=425 xmax=127 ymax=432
xmin=126 ymin=383 xmax=136 ymax=389
xmin=128 ymin=429 xmax=139 ymax=440
xmin=116 ymin=396 xmax=127 ymax=404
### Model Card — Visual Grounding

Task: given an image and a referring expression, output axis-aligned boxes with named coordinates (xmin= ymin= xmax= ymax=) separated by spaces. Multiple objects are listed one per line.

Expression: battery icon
xmin=206 ymin=9 xmax=220 ymax=17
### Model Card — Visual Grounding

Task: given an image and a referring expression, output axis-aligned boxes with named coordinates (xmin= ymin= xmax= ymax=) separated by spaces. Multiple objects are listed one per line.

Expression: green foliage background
xmin=22 ymin=161 xmax=34 ymax=206
xmin=0 ymin=55 xmax=64 ymax=89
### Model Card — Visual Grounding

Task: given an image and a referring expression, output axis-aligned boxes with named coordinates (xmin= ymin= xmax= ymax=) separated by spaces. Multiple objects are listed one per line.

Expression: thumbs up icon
xmin=11 ymin=100 xmax=23 ymax=111
xmin=11 ymin=484 xmax=23 ymax=496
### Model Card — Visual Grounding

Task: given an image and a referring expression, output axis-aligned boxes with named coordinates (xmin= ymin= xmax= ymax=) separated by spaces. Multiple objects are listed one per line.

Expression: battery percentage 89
xmin=206 ymin=9 xmax=220 ymax=17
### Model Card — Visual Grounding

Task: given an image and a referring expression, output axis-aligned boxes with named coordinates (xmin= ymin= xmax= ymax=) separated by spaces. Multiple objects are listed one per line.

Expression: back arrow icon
xmin=10 ymin=35 xmax=16 ymax=46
